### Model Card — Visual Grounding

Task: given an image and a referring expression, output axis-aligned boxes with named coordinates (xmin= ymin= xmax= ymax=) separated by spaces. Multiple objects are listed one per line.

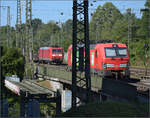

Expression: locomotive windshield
xmin=105 ymin=48 xmax=116 ymax=57
xmin=105 ymin=47 xmax=127 ymax=57
xmin=52 ymin=49 xmax=62 ymax=53
xmin=118 ymin=48 xmax=127 ymax=57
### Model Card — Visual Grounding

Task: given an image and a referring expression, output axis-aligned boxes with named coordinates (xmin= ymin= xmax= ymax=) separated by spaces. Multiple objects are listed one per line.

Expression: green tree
xmin=135 ymin=40 xmax=150 ymax=74
xmin=0 ymin=26 xmax=9 ymax=46
xmin=61 ymin=19 xmax=72 ymax=51
xmin=0 ymin=26 xmax=16 ymax=47
xmin=90 ymin=2 xmax=122 ymax=41
xmin=33 ymin=21 xmax=60 ymax=53
xmin=32 ymin=18 xmax=43 ymax=36
xmin=33 ymin=19 xmax=73 ymax=53
xmin=112 ymin=8 xmax=138 ymax=44
xmin=63 ymin=19 xmax=72 ymax=35
xmin=133 ymin=0 xmax=150 ymax=68
xmin=1 ymin=46 xmax=25 ymax=80
xmin=139 ymin=0 xmax=150 ymax=39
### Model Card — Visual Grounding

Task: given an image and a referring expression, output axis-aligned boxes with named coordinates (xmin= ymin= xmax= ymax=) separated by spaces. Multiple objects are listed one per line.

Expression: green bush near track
xmin=57 ymin=100 xmax=149 ymax=117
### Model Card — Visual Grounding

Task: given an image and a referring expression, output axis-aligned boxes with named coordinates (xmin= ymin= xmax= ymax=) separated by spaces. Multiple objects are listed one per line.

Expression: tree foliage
xmin=1 ymin=47 xmax=25 ymax=79
xmin=0 ymin=1 xmax=150 ymax=68
xmin=89 ymin=2 xmax=150 ymax=67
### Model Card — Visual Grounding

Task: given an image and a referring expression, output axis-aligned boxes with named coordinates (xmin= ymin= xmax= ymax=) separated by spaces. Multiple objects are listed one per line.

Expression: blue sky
xmin=0 ymin=0 xmax=146 ymax=27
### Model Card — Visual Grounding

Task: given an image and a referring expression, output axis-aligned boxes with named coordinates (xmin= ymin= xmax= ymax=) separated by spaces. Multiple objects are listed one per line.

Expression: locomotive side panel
xmin=90 ymin=49 xmax=95 ymax=69
xmin=49 ymin=48 xmax=52 ymax=61
xmin=39 ymin=47 xmax=51 ymax=62
xmin=67 ymin=45 xmax=72 ymax=67
xmin=67 ymin=42 xmax=130 ymax=79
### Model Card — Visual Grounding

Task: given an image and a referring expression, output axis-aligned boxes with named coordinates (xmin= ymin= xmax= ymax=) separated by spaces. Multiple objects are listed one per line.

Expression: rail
xmin=130 ymin=67 xmax=150 ymax=79
xmin=5 ymin=79 xmax=55 ymax=97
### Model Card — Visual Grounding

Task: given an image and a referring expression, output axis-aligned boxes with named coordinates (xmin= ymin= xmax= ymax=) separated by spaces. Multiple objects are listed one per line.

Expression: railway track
xmin=35 ymin=63 xmax=67 ymax=71
xmin=35 ymin=63 xmax=150 ymax=98
xmin=7 ymin=79 xmax=55 ymax=95
xmin=130 ymin=67 xmax=150 ymax=79
xmin=116 ymin=78 xmax=150 ymax=97
xmin=35 ymin=63 xmax=150 ymax=78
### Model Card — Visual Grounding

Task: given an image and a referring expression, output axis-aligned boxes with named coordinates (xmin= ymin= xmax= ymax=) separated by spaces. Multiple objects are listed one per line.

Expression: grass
xmin=40 ymin=103 xmax=56 ymax=117
xmin=38 ymin=66 xmax=103 ymax=90
xmin=38 ymin=65 xmax=149 ymax=117
xmin=38 ymin=80 xmax=53 ymax=89
xmin=57 ymin=100 xmax=149 ymax=117
xmin=7 ymin=96 xmax=20 ymax=117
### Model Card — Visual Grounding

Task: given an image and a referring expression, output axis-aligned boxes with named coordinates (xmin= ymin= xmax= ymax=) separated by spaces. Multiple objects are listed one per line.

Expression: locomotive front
xmin=38 ymin=47 xmax=63 ymax=64
xmin=96 ymin=43 xmax=130 ymax=79
xmin=51 ymin=48 xmax=64 ymax=64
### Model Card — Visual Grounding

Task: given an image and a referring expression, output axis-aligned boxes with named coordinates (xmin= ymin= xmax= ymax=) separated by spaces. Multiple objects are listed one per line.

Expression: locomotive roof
xmin=40 ymin=47 xmax=62 ymax=49
xmin=90 ymin=39 xmax=114 ymax=44
xmin=90 ymin=40 xmax=114 ymax=49
xmin=90 ymin=44 xmax=96 ymax=49
xmin=40 ymin=47 xmax=49 ymax=49
xmin=69 ymin=41 xmax=127 ymax=50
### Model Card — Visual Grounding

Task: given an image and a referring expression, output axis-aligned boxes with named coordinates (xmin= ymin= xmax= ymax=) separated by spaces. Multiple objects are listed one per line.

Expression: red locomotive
xmin=67 ymin=41 xmax=130 ymax=79
xmin=39 ymin=46 xmax=63 ymax=64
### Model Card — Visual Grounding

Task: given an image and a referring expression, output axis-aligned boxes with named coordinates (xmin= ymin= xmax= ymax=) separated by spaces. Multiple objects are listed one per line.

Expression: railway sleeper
xmin=141 ymin=76 xmax=150 ymax=81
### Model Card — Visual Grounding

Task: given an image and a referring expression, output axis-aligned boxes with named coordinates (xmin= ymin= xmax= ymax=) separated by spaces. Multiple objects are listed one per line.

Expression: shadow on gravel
xmin=119 ymin=78 xmax=140 ymax=83
xmin=126 ymin=78 xmax=140 ymax=83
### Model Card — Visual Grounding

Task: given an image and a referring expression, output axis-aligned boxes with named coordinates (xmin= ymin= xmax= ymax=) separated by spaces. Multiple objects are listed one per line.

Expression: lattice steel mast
xmin=127 ymin=8 xmax=132 ymax=49
xmin=0 ymin=5 xmax=11 ymax=46
xmin=25 ymin=0 xmax=33 ymax=78
xmin=0 ymin=0 xmax=1 ymax=36
xmin=72 ymin=0 xmax=91 ymax=108
xmin=16 ymin=0 xmax=22 ymax=48
xmin=7 ymin=6 xmax=11 ymax=47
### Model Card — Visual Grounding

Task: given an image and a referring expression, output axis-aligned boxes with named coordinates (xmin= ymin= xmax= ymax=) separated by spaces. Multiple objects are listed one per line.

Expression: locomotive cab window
xmin=52 ymin=49 xmax=62 ymax=53
xmin=118 ymin=48 xmax=127 ymax=57
xmin=105 ymin=47 xmax=127 ymax=57
xmin=105 ymin=48 xmax=116 ymax=57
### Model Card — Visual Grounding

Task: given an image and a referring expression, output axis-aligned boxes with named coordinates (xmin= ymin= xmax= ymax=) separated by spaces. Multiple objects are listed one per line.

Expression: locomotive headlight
xmin=52 ymin=54 xmax=56 ymax=56
xmin=102 ymin=62 xmax=107 ymax=69
xmin=59 ymin=54 xmax=62 ymax=56
xmin=106 ymin=64 xmax=114 ymax=67
xmin=119 ymin=64 xmax=127 ymax=67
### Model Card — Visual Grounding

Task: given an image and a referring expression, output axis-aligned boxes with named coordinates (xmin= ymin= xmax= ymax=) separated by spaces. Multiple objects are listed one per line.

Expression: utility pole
xmin=60 ymin=12 xmax=63 ymax=47
xmin=16 ymin=0 xmax=22 ymax=48
xmin=25 ymin=0 xmax=33 ymax=79
xmin=7 ymin=6 xmax=11 ymax=47
xmin=72 ymin=0 xmax=91 ymax=108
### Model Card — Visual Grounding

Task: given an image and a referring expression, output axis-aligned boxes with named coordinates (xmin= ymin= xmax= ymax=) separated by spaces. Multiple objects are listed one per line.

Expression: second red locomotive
xmin=39 ymin=46 xmax=63 ymax=64
xmin=67 ymin=42 xmax=130 ymax=79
